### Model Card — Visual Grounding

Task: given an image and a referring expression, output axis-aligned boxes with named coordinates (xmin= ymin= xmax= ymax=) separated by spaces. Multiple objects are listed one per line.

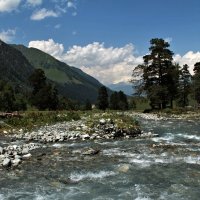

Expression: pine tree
xmin=177 ymin=64 xmax=191 ymax=107
xmin=132 ymin=38 xmax=179 ymax=109
xmin=29 ymin=69 xmax=59 ymax=110
xmin=97 ymin=86 xmax=108 ymax=111
xmin=109 ymin=92 xmax=119 ymax=110
xmin=85 ymin=99 xmax=92 ymax=110
xmin=0 ymin=81 xmax=16 ymax=112
xmin=193 ymin=62 xmax=200 ymax=104
xmin=118 ymin=91 xmax=129 ymax=110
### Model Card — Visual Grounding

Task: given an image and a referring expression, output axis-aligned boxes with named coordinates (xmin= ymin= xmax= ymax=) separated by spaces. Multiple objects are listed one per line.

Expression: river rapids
xmin=0 ymin=115 xmax=200 ymax=199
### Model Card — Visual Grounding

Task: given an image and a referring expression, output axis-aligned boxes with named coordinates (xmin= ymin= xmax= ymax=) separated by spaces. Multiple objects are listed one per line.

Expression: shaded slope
xmin=0 ymin=40 xmax=33 ymax=89
xmin=13 ymin=45 xmax=105 ymax=102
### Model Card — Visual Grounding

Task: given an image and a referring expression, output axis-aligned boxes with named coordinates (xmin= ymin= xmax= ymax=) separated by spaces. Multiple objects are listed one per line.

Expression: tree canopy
xmin=132 ymin=38 xmax=179 ymax=109
xmin=97 ymin=86 xmax=109 ymax=111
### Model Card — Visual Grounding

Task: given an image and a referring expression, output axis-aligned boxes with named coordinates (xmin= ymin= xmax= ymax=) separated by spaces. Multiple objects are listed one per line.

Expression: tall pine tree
xmin=132 ymin=38 xmax=179 ymax=109
xmin=97 ymin=86 xmax=108 ymax=111
xmin=193 ymin=62 xmax=200 ymax=105
xmin=177 ymin=64 xmax=191 ymax=107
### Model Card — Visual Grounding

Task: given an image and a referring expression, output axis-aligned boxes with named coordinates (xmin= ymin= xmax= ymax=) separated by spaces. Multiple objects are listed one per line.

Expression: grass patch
xmin=0 ymin=111 xmax=80 ymax=133
xmin=83 ymin=111 xmax=140 ymax=131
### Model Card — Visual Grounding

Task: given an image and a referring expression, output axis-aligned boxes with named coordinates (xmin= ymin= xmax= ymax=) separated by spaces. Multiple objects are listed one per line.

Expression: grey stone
xmin=0 ymin=155 xmax=5 ymax=163
xmin=82 ymin=148 xmax=100 ymax=156
xmin=0 ymin=146 xmax=4 ymax=154
xmin=12 ymin=158 xmax=21 ymax=166
xmin=22 ymin=148 xmax=29 ymax=154
xmin=22 ymin=153 xmax=32 ymax=159
xmin=3 ymin=158 xmax=11 ymax=167
xmin=99 ymin=119 xmax=106 ymax=125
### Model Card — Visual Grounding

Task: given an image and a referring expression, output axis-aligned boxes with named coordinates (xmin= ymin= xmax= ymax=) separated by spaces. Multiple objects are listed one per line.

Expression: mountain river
xmin=0 ymin=115 xmax=200 ymax=199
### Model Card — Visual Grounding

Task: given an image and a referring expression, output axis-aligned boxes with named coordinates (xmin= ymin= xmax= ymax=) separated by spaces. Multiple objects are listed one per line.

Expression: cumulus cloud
xmin=0 ymin=29 xmax=16 ymax=42
xmin=174 ymin=51 xmax=200 ymax=74
xmin=30 ymin=8 xmax=59 ymax=20
xmin=28 ymin=39 xmax=143 ymax=84
xmin=27 ymin=38 xmax=200 ymax=84
xmin=0 ymin=0 xmax=21 ymax=12
xmin=28 ymin=39 xmax=64 ymax=59
xmin=26 ymin=0 xmax=42 ymax=7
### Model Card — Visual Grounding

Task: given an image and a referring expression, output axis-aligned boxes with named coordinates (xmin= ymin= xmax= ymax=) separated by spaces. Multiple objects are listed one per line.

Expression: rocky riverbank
xmin=0 ymin=143 xmax=41 ymax=167
xmin=0 ymin=112 xmax=160 ymax=168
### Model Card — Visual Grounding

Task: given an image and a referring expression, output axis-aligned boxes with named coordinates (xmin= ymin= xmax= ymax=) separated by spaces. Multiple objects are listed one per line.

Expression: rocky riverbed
xmin=0 ymin=112 xmax=160 ymax=168
xmin=0 ymin=112 xmax=200 ymax=199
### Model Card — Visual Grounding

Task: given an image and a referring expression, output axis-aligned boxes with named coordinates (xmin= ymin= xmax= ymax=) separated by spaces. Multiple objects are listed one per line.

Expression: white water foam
xmin=184 ymin=156 xmax=200 ymax=165
xmin=102 ymin=148 xmax=136 ymax=157
xmin=177 ymin=133 xmax=200 ymax=141
xmin=129 ymin=158 xmax=152 ymax=167
xmin=70 ymin=170 xmax=116 ymax=182
xmin=151 ymin=132 xmax=175 ymax=143
xmin=135 ymin=184 xmax=153 ymax=200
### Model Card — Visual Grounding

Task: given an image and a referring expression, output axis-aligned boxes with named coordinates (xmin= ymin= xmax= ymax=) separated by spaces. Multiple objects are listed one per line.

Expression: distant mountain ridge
xmin=108 ymin=82 xmax=134 ymax=96
xmin=0 ymin=39 xmax=110 ymax=103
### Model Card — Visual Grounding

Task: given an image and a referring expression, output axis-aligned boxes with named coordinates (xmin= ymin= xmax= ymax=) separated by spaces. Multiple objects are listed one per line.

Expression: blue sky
xmin=1 ymin=0 xmax=200 ymax=84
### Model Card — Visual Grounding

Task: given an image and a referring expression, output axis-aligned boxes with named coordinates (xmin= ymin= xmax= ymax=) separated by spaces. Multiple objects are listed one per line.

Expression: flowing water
xmin=0 ymin=117 xmax=200 ymax=199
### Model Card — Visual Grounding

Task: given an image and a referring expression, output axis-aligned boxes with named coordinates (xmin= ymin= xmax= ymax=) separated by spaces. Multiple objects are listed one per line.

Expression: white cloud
xmin=27 ymin=38 xmax=200 ymax=84
xmin=30 ymin=8 xmax=59 ymax=20
xmin=174 ymin=51 xmax=200 ymax=75
xmin=0 ymin=0 xmax=21 ymax=12
xmin=28 ymin=39 xmax=143 ymax=84
xmin=0 ymin=29 xmax=16 ymax=42
xmin=26 ymin=0 xmax=42 ymax=7
xmin=28 ymin=39 xmax=64 ymax=59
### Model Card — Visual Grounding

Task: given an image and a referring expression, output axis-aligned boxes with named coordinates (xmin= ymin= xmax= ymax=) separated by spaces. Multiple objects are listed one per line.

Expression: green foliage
xmin=14 ymin=94 xmax=27 ymax=111
xmin=84 ymin=111 xmax=140 ymax=133
xmin=177 ymin=64 xmax=191 ymax=107
xmin=110 ymin=91 xmax=128 ymax=110
xmin=0 ymin=41 xmax=33 ymax=90
xmin=192 ymin=62 xmax=200 ymax=104
xmin=29 ymin=68 xmax=46 ymax=94
xmin=3 ymin=111 xmax=80 ymax=131
xmin=97 ymin=86 xmax=109 ymax=110
xmin=128 ymin=98 xmax=136 ymax=110
xmin=58 ymin=97 xmax=80 ymax=110
xmin=0 ymin=81 xmax=15 ymax=112
xmin=84 ymin=99 xmax=92 ymax=110
xmin=132 ymin=38 xmax=179 ymax=109
xmin=109 ymin=91 xmax=119 ymax=110
xmin=29 ymin=69 xmax=59 ymax=110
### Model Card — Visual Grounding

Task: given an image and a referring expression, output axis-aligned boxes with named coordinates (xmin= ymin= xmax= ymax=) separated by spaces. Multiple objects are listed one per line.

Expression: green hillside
xmin=12 ymin=45 xmax=106 ymax=102
xmin=0 ymin=40 xmax=33 ymax=90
